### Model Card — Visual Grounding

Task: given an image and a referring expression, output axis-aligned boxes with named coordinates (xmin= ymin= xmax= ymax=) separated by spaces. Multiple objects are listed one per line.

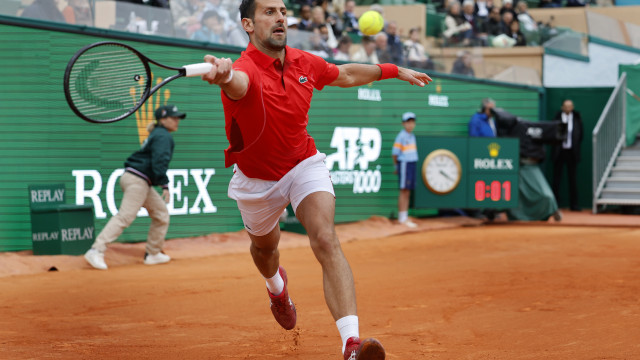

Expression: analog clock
xmin=422 ymin=149 xmax=462 ymax=195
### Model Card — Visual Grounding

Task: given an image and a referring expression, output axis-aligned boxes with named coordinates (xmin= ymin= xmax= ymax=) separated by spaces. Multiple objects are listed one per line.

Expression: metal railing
xmin=592 ymin=72 xmax=627 ymax=213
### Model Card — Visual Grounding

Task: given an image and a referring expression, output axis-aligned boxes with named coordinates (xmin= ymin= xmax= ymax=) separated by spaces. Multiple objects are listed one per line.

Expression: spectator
xmin=474 ymin=0 xmax=494 ymax=19
xmin=385 ymin=21 xmax=405 ymax=66
xmin=21 ymin=0 xmax=66 ymax=23
xmin=317 ymin=0 xmax=342 ymax=38
xmin=506 ymin=19 xmax=526 ymax=46
xmin=342 ymin=0 xmax=359 ymax=34
xmin=62 ymin=0 xmax=93 ymax=26
xmin=444 ymin=1 xmax=473 ymax=46
xmin=451 ymin=50 xmax=475 ymax=76
xmin=191 ymin=9 xmax=246 ymax=46
xmin=552 ymin=99 xmax=584 ymax=211
xmin=351 ymin=36 xmax=379 ymax=64
xmin=191 ymin=10 xmax=224 ymax=42
xmin=297 ymin=4 xmax=313 ymax=31
xmin=404 ymin=27 xmax=434 ymax=70
xmin=375 ymin=32 xmax=393 ymax=64
xmin=305 ymin=29 xmax=332 ymax=58
xmin=500 ymin=0 xmax=517 ymax=18
xmin=485 ymin=6 xmax=504 ymax=37
xmin=500 ymin=11 xmax=515 ymax=36
xmin=333 ymin=35 xmax=353 ymax=61
xmin=516 ymin=1 xmax=538 ymax=32
xmin=318 ymin=24 xmax=336 ymax=55
xmin=462 ymin=0 xmax=483 ymax=46
xmin=309 ymin=5 xmax=325 ymax=30
xmin=203 ymin=0 xmax=232 ymax=24
xmin=539 ymin=0 xmax=562 ymax=7
xmin=171 ymin=0 xmax=206 ymax=38
xmin=369 ymin=4 xmax=385 ymax=18
xmin=287 ymin=16 xmax=300 ymax=29
xmin=310 ymin=6 xmax=337 ymax=48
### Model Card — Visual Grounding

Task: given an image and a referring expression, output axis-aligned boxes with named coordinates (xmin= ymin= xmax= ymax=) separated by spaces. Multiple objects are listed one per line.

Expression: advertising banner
xmin=0 ymin=19 xmax=540 ymax=251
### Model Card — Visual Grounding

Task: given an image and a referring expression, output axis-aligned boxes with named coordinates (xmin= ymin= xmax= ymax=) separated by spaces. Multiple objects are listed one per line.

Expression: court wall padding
xmin=0 ymin=16 xmax=542 ymax=251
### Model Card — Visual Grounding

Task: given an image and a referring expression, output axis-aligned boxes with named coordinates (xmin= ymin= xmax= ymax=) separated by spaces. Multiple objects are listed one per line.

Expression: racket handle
xmin=183 ymin=63 xmax=214 ymax=77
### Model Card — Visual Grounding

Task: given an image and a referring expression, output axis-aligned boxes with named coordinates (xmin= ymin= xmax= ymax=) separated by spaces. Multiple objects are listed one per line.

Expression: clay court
xmin=1 ymin=213 xmax=640 ymax=359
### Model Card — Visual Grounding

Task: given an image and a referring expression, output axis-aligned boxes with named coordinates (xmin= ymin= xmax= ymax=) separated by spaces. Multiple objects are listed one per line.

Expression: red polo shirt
xmin=221 ymin=43 xmax=339 ymax=180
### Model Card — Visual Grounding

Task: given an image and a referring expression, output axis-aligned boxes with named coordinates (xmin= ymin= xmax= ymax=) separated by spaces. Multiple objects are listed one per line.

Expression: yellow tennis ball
xmin=358 ymin=10 xmax=384 ymax=36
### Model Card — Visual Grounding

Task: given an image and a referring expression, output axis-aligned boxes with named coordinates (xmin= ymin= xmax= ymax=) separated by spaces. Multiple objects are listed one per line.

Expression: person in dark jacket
xmin=506 ymin=20 xmax=527 ymax=46
xmin=451 ymin=50 xmax=475 ymax=77
xmin=552 ymin=99 xmax=583 ymax=211
xmin=84 ymin=105 xmax=186 ymax=270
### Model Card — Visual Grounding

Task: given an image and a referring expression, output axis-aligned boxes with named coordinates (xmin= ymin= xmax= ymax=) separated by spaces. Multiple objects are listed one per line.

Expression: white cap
xmin=287 ymin=16 xmax=300 ymax=27
xmin=402 ymin=112 xmax=416 ymax=122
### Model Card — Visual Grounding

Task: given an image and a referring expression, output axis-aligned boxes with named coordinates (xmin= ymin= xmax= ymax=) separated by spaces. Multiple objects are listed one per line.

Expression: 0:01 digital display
xmin=474 ymin=180 xmax=512 ymax=202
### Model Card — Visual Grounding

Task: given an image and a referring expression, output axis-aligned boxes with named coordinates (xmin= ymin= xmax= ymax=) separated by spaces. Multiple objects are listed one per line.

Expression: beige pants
xmin=92 ymin=172 xmax=169 ymax=255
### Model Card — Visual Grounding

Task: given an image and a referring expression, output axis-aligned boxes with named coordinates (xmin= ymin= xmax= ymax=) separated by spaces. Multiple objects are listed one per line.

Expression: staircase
xmin=596 ymin=143 xmax=640 ymax=207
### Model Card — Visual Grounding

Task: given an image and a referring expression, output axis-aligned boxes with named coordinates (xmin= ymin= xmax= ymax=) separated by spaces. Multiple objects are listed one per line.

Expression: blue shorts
xmin=397 ymin=161 xmax=417 ymax=190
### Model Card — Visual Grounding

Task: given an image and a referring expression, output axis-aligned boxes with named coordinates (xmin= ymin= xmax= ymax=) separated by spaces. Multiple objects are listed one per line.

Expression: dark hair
xmin=239 ymin=0 xmax=257 ymax=20
xmin=338 ymin=35 xmax=352 ymax=46
xmin=201 ymin=10 xmax=222 ymax=25
xmin=361 ymin=35 xmax=374 ymax=44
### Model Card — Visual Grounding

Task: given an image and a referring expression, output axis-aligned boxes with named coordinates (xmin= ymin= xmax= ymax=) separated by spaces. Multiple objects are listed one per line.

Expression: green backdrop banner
xmin=0 ymin=18 xmax=541 ymax=251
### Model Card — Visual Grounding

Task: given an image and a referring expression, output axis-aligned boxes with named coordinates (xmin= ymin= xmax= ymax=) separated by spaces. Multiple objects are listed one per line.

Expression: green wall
xmin=543 ymin=87 xmax=614 ymax=210
xmin=0 ymin=17 xmax=542 ymax=251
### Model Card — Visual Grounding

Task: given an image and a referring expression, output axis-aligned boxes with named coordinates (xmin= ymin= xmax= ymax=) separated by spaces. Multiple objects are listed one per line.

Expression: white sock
xmin=398 ymin=210 xmax=408 ymax=223
xmin=265 ymin=269 xmax=284 ymax=296
xmin=336 ymin=315 xmax=359 ymax=354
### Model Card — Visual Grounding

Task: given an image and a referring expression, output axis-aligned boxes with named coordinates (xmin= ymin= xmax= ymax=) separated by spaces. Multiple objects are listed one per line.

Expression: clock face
xmin=422 ymin=149 xmax=462 ymax=195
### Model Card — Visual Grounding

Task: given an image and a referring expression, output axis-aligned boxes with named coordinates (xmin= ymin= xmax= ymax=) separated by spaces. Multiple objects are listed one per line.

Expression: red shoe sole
xmin=357 ymin=338 xmax=385 ymax=360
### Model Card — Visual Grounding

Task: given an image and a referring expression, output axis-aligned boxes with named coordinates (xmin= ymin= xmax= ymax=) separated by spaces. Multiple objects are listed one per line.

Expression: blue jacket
xmin=468 ymin=112 xmax=496 ymax=137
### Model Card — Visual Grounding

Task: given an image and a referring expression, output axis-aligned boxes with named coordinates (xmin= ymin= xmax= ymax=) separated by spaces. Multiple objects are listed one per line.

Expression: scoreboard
xmin=414 ymin=137 xmax=520 ymax=209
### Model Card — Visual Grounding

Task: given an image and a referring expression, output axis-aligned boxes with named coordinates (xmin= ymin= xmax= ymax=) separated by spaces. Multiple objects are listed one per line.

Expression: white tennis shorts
xmin=228 ymin=152 xmax=335 ymax=236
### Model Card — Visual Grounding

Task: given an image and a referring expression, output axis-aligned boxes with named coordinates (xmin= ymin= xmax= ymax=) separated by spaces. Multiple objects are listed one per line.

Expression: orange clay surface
xmin=1 ymin=212 xmax=640 ymax=359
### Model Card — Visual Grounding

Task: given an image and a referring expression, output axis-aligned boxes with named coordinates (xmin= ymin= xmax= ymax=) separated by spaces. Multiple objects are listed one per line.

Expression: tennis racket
xmin=63 ymin=41 xmax=213 ymax=123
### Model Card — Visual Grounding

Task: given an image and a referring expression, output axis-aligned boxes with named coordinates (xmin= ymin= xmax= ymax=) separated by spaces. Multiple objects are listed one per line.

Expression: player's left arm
xmin=329 ymin=63 xmax=432 ymax=88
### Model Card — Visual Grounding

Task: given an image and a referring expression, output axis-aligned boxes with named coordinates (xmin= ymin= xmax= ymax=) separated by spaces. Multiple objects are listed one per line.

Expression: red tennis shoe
xmin=268 ymin=266 xmax=297 ymax=330
xmin=344 ymin=337 xmax=385 ymax=360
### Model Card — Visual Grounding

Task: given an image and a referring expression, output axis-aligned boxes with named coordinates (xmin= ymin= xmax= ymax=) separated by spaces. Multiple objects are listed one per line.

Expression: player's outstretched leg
xmin=267 ymin=266 xmax=297 ymax=330
xmin=344 ymin=337 xmax=385 ymax=360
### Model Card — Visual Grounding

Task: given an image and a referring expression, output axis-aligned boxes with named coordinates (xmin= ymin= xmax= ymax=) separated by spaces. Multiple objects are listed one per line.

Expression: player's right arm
xmin=201 ymin=55 xmax=249 ymax=100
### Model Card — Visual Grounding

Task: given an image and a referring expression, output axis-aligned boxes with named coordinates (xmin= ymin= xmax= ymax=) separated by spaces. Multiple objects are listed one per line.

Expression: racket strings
xmin=67 ymin=45 xmax=149 ymax=122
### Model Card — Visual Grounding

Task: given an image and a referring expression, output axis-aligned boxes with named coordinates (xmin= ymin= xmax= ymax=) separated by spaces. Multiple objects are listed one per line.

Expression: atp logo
xmin=325 ymin=127 xmax=382 ymax=194
xmin=298 ymin=75 xmax=308 ymax=84
xmin=130 ymin=72 xmax=171 ymax=145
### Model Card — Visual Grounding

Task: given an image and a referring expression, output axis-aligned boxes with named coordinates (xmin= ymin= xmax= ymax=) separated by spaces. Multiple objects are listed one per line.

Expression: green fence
xmin=0 ymin=16 xmax=542 ymax=251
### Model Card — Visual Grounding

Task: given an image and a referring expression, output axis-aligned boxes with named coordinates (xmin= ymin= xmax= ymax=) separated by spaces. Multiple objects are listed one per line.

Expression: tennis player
xmin=201 ymin=0 xmax=432 ymax=358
